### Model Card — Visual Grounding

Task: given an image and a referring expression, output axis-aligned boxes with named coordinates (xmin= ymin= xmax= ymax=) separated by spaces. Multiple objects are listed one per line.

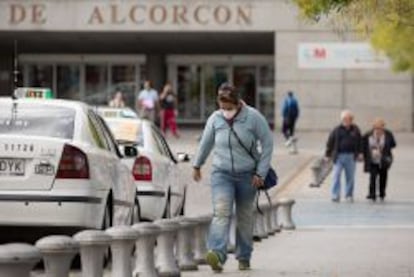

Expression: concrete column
xmin=272 ymin=202 xmax=281 ymax=233
xmin=154 ymin=219 xmax=181 ymax=277
xmin=106 ymin=226 xmax=140 ymax=277
xmin=278 ymin=198 xmax=296 ymax=230
xmin=253 ymin=209 xmax=262 ymax=242
xmin=146 ymin=54 xmax=166 ymax=92
xmin=73 ymin=230 xmax=111 ymax=277
xmin=193 ymin=215 xmax=212 ymax=264
xmin=257 ymin=204 xmax=269 ymax=239
xmin=132 ymin=222 xmax=161 ymax=277
xmin=310 ymin=157 xmax=324 ymax=187
xmin=35 ymin=235 xmax=79 ymax=277
xmin=176 ymin=218 xmax=198 ymax=271
xmin=263 ymin=204 xmax=276 ymax=236
xmin=0 ymin=243 xmax=41 ymax=277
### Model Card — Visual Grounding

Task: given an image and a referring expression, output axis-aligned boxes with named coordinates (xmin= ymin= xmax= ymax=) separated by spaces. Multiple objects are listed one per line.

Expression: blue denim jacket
xmin=193 ymin=105 xmax=274 ymax=178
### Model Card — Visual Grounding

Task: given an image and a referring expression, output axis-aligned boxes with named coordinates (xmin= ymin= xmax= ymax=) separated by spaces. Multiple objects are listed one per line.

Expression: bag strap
xmin=229 ymin=126 xmax=258 ymax=164
xmin=256 ymin=190 xmax=272 ymax=215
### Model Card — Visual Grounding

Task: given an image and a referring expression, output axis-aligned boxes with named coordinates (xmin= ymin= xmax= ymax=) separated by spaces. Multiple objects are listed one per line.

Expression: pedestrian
xmin=108 ymin=90 xmax=125 ymax=108
xmin=325 ymin=110 xmax=363 ymax=203
xmin=192 ymin=83 xmax=273 ymax=272
xmin=160 ymin=82 xmax=179 ymax=138
xmin=137 ymin=80 xmax=159 ymax=122
xmin=362 ymin=118 xmax=396 ymax=202
xmin=281 ymin=91 xmax=300 ymax=146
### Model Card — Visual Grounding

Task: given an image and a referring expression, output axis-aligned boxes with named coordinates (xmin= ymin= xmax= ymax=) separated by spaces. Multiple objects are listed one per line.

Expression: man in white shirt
xmin=137 ymin=80 xmax=159 ymax=122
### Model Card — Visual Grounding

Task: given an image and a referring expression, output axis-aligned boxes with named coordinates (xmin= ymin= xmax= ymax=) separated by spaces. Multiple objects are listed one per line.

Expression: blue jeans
xmin=208 ymin=170 xmax=257 ymax=263
xmin=332 ymin=153 xmax=356 ymax=199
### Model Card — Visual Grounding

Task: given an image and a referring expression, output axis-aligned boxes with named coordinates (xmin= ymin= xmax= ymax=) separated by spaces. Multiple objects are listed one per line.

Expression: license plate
xmin=0 ymin=158 xmax=25 ymax=176
xmin=35 ymin=164 xmax=55 ymax=176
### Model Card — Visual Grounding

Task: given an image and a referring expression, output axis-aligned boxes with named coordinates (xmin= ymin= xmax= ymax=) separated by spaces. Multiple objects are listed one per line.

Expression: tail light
xmin=132 ymin=156 xmax=152 ymax=181
xmin=56 ymin=144 xmax=90 ymax=179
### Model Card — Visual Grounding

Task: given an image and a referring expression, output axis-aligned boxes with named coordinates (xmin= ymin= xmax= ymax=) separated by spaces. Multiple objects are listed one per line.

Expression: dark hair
xmin=217 ymin=83 xmax=239 ymax=105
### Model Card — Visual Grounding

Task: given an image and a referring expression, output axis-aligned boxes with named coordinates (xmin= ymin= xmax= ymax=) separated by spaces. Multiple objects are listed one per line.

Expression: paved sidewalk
xmin=33 ymin=131 xmax=414 ymax=276
xmin=181 ymin=131 xmax=414 ymax=277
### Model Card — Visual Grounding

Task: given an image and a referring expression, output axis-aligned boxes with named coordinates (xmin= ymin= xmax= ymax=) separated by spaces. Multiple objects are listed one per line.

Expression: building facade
xmin=0 ymin=0 xmax=412 ymax=131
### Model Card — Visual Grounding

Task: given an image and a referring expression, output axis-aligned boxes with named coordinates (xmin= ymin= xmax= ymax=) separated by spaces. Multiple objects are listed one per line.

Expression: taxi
xmin=97 ymin=106 xmax=188 ymax=221
xmin=0 ymin=88 xmax=138 ymax=233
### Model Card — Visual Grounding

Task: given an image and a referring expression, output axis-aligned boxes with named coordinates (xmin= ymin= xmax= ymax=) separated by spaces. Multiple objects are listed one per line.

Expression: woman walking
xmin=192 ymin=83 xmax=273 ymax=272
xmin=362 ymin=118 xmax=396 ymax=202
xmin=159 ymin=82 xmax=179 ymax=137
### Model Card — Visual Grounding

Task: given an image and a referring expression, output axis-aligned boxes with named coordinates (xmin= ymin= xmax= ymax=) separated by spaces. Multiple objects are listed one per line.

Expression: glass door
xmin=204 ymin=65 xmax=229 ymax=118
xmin=176 ymin=65 xmax=202 ymax=120
xmin=56 ymin=65 xmax=80 ymax=100
xmin=110 ymin=65 xmax=137 ymax=109
xmin=85 ymin=64 xmax=108 ymax=105
xmin=233 ymin=66 xmax=257 ymax=107
xmin=257 ymin=65 xmax=275 ymax=122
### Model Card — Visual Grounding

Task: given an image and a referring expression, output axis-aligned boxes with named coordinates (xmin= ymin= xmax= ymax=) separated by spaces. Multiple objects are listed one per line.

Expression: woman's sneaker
xmin=205 ymin=251 xmax=223 ymax=273
xmin=238 ymin=260 xmax=251 ymax=271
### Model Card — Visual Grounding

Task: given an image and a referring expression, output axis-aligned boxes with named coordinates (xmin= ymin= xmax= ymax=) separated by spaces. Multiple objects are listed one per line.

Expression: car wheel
xmin=179 ymin=187 xmax=186 ymax=216
xmin=162 ymin=190 xmax=172 ymax=219
xmin=131 ymin=197 xmax=141 ymax=224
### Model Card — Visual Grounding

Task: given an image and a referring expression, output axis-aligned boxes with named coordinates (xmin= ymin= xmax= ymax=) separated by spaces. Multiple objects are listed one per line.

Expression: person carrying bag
xmin=192 ymin=83 xmax=274 ymax=272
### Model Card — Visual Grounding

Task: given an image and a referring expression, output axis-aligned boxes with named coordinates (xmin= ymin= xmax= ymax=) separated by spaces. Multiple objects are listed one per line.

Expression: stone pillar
xmin=263 ymin=204 xmax=276 ymax=236
xmin=193 ymin=215 xmax=212 ymax=264
xmin=0 ymin=243 xmax=41 ymax=277
xmin=35 ymin=235 xmax=79 ymax=277
xmin=272 ymin=202 xmax=282 ymax=233
xmin=132 ymin=222 xmax=161 ymax=277
xmin=256 ymin=206 xmax=268 ymax=240
xmin=176 ymin=218 xmax=198 ymax=271
xmin=73 ymin=230 xmax=111 ymax=277
xmin=310 ymin=157 xmax=323 ymax=187
xmin=278 ymin=198 xmax=296 ymax=230
xmin=106 ymin=226 xmax=140 ymax=277
xmin=154 ymin=219 xmax=181 ymax=277
xmin=253 ymin=209 xmax=261 ymax=242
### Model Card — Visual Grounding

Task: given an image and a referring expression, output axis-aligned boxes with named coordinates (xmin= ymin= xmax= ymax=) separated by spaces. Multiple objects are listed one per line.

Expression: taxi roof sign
xmin=14 ymin=87 xmax=54 ymax=99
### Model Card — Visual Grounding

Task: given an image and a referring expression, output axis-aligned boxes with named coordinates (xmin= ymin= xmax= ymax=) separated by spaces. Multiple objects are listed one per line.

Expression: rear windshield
xmin=0 ymin=103 xmax=75 ymax=139
xmin=105 ymin=120 xmax=144 ymax=147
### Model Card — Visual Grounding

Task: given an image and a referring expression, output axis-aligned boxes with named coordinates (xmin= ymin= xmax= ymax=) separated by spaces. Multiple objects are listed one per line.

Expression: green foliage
xmin=292 ymin=0 xmax=414 ymax=72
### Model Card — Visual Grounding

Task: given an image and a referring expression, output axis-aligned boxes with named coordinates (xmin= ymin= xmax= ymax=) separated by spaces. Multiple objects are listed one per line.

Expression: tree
xmin=292 ymin=0 xmax=414 ymax=72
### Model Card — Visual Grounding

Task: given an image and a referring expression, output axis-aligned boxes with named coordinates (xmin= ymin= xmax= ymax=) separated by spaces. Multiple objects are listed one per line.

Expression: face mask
xmin=221 ymin=109 xmax=237 ymax=120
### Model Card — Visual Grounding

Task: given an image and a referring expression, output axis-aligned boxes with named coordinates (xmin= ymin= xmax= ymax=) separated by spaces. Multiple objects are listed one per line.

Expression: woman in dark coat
xmin=362 ymin=118 xmax=396 ymax=202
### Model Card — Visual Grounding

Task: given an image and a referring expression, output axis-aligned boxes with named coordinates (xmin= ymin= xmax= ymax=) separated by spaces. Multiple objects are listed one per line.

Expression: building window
xmin=57 ymin=65 xmax=80 ymax=100
xmin=258 ymin=65 xmax=275 ymax=121
xmin=177 ymin=65 xmax=202 ymax=120
xmin=27 ymin=65 xmax=53 ymax=88
xmin=111 ymin=65 xmax=137 ymax=109
xmin=85 ymin=65 xmax=108 ymax=105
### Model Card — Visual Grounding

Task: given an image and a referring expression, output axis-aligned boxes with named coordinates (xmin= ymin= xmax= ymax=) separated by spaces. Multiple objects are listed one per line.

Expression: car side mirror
xmin=123 ymin=145 xmax=138 ymax=158
xmin=177 ymin=152 xmax=190 ymax=162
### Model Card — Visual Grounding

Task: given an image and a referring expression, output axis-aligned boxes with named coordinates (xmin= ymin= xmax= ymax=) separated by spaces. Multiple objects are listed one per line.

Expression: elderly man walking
xmin=325 ymin=110 xmax=363 ymax=203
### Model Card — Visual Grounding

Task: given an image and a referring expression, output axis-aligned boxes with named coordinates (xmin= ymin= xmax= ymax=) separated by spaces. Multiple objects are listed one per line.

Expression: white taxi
xmin=97 ymin=107 xmax=188 ymax=221
xmin=0 ymin=95 xmax=138 ymax=232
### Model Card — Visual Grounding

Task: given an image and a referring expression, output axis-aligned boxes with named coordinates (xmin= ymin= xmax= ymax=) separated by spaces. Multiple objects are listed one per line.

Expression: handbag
xmin=229 ymin=127 xmax=278 ymax=191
